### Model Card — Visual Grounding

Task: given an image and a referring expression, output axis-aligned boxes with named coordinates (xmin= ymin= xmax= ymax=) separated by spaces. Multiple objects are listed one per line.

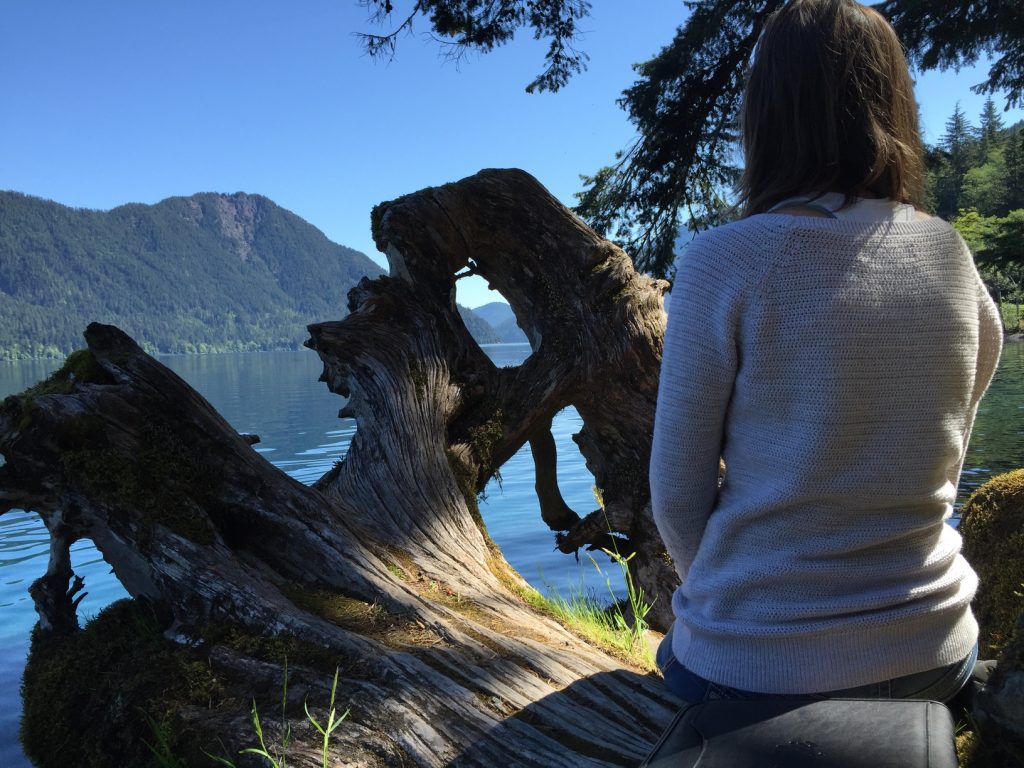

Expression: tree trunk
xmin=0 ymin=169 xmax=679 ymax=766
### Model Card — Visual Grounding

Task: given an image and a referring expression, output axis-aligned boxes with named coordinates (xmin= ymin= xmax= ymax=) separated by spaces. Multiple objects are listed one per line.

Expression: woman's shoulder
xmin=675 ymin=213 xmax=962 ymax=292
xmin=685 ymin=216 xmax=792 ymax=249
xmin=675 ymin=217 xmax=793 ymax=285
xmin=681 ymin=217 xmax=791 ymax=263
xmin=707 ymin=211 xmax=959 ymax=252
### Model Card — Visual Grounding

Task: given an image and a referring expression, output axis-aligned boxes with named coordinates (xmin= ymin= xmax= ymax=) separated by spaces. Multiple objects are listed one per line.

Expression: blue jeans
xmin=656 ymin=626 xmax=978 ymax=705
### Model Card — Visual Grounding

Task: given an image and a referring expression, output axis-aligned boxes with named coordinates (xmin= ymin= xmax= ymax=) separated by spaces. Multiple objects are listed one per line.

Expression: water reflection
xmin=0 ymin=340 xmax=1021 ymax=766
xmin=957 ymin=340 xmax=1024 ymax=507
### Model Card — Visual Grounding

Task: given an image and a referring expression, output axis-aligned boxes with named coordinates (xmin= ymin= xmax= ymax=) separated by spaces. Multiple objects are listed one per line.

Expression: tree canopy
xmin=573 ymin=0 xmax=783 ymax=277
xmin=878 ymin=0 xmax=1024 ymax=111
xmin=359 ymin=0 xmax=1024 ymax=278
xmin=933 ymin=100 xmax=1024 ymax=308
xmin=358 ymin=0 xmax=592 ymax=94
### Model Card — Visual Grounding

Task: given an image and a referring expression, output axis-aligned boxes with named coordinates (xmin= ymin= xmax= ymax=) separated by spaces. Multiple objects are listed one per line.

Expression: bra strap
xmin=794 ymin=203 xmax=838 ymax=218
xmin=768 ymin=198 xmax=839 ymax=219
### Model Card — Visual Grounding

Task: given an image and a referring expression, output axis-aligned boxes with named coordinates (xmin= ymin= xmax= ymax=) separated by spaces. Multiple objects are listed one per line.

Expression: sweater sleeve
xmin=944 ymin=250 xmax=1002 ymax=499
xmin=957 ymin=238 xmax=1003 ymax=452
xmin=972 ymin=270 xmax=1003 ymax=409
xmin=650 ymin=234 xmax=744 ymax=583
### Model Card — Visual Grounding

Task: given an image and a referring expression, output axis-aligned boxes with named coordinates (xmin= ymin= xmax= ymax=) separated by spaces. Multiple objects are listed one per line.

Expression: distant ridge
xmin=457 ymin=305 xmax=501 ymax=345
xmin=0 ymin=190 xmax=386 ymax=360
xmin=471 ymin=301 xmax=528 ymax=344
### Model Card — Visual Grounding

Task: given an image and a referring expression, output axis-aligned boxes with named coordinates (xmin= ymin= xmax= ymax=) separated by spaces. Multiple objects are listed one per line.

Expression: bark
xmin=313 ymin=167 xmax=677 ymax=626
xmin=0 ymin=169 xmax=679 ymax=766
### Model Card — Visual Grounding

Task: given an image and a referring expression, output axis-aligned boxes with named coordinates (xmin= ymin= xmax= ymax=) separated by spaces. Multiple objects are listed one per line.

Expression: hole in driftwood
xmin=477 ymin=406 xmax=619 ymax=599
xmin=454 ymin=283 xmax=531 ymax=367
xmin=462 ymin=297 xmax=529 ymax=348
xmin=67 ymin=536 xmax=129 ymax=621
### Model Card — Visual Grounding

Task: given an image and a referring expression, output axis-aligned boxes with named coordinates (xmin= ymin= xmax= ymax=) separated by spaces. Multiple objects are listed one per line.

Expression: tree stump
xmin=0 ymin=169 xmax=679 ymax=766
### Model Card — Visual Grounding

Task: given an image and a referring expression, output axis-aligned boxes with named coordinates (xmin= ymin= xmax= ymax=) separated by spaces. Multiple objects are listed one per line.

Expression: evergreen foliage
xmin=457 ymin=304 xmax=502 ymax=344
xmin=359 ymin=0 xmax=1020 ymax=278
xmin=979 ymin=97 xmax=1005 ymax=157
xmin=358 ymin=0 xmax=591 ymax=94
xmin=0 ymin=191 xmax=384 ymax=361
xmin=933 ymin=104 xmax=976 ymax=219
xmin=936 ymin=104 xmax=1024 ymax=307
xmin=1004 ymin=125 xmax=1024 ymax=212
xmin=574 ymin=0 xmax=782 ymax=276
xmin=878 ymin=0 xmax=1024 ymax=109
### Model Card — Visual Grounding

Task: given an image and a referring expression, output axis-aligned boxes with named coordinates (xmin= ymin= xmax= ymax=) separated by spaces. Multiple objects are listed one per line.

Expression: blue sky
xmin=2 ymin=0 xmax=1021 ymax=307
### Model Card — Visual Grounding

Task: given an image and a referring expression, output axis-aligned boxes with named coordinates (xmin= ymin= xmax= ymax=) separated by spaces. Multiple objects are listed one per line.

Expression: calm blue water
xmin=0 ymin=344 xmax=615 ymax=767
xmin=1 ymin=341 xmax=1022 ymax=766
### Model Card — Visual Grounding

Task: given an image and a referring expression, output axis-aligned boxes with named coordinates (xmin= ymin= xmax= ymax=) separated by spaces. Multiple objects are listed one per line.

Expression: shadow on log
xmin=0 ymin=169 xmax=679 ymax=766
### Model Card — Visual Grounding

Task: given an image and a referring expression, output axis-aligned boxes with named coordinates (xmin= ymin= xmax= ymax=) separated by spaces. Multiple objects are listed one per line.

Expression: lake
xmin=1 ymin=341 xmax=1022 ymax=766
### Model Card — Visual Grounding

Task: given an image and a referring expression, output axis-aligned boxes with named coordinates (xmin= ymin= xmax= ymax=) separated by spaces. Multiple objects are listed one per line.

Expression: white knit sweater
xmin=650 ymin=213 xmax=1003 ymax=693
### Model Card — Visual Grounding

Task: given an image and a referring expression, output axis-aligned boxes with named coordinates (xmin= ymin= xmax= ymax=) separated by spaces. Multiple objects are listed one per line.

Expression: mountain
xmin=471 ymin=301 xmax=514 ymax=328
xmin=471 ymin=301 xmax=528 ymax=344
xmin=0 ymin=191 xmax=385 ymax=360
xmin=457 ymin=305 xmax=501 ymax=345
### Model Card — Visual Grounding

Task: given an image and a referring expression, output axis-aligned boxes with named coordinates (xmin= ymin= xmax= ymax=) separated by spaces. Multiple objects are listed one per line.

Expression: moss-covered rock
xmin=959 ymin=469 xmax=1024 ymax=766
xmin=21 ymin=599 xmax=223 ymax=768
xmin=960 ymin=469 xmax=1024 ymax=656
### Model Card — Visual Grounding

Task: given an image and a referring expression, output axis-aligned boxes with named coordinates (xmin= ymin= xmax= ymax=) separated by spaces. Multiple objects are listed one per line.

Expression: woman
xmin=650 ymin=0 xmax=1002 ymax=704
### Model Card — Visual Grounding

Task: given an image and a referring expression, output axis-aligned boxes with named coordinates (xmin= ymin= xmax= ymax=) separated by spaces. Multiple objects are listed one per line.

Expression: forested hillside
xmin=9 ymin=99 xmax=1015 ymax=364
xmin=457 ymin=304 xmax=502 ymax=344
xmin=0 ymin=191 xmax=385 ymax=360
xmin=472 ymin=301 xmax=529 ymax=343
xmin=933 ymin=102 xmax=1024 ymax=324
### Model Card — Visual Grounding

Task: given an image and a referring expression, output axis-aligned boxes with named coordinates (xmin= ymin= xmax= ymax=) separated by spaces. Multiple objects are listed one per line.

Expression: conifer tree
xmin=958 ymin=99 xmax=1010 ymax=215
xmin=574 ymin=0 xmax=785 ymax=275
xmin=1004 ymin=126 xmax=1024 ymax=212
xmin=944 ymin=104 xmax=976 ymax=175
xmin=978 ymin=97 xmax=1005 ymax=160
xmin=879 ymin=0 xmax=1024 ymax=109
xmin=934 ymin=104 xmax=975 ymax=218
xmin=357 ymin=0 xmax=1024 ymax=276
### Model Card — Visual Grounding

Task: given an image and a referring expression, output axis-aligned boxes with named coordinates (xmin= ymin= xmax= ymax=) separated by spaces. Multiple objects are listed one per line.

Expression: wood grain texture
xmin=1 ymin=169 xmax=681 ymax=766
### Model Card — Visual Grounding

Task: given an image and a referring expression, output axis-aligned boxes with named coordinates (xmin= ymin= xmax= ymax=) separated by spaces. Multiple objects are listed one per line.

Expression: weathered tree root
xmin=1 ymin=169 xmax=681 ymax=765
xmin=309 ymin=168 xmax=677 ymax=628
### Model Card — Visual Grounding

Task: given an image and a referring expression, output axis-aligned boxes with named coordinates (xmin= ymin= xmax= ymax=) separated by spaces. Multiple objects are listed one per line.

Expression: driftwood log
xmin=0 ymin=169 xmax=678 ymax=766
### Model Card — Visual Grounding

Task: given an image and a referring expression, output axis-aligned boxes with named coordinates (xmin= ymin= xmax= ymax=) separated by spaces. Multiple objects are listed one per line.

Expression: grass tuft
xmin=203 ymin=662 xmax=350 ymax=768
xmin=538 ymin=557 xmax=655 ymax=671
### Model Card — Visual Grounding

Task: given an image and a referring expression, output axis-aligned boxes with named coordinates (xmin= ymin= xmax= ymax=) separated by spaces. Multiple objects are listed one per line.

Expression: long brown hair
xmin=738 ymin=0 xmax=925 ymax=216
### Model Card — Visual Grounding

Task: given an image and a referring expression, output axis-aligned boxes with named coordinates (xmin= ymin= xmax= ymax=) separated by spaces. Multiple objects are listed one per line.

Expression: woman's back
xmin=650 ymin=213 xmax=1002 ymax=693
xmin=651 ymin=0 xmax=1003 ymax=701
